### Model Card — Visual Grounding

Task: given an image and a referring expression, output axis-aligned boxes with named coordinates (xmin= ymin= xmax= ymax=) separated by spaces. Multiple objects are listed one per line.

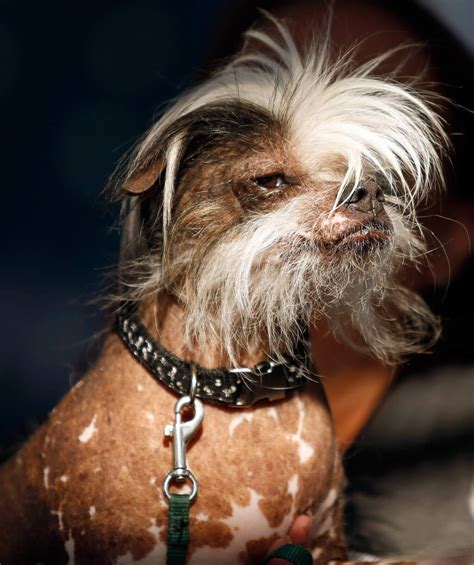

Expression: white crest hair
xmin=116 ymin=14 xmax=448 ymax=364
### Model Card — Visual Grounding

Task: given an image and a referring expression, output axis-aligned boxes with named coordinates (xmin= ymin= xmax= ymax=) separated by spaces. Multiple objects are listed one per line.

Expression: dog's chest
xmin=185 ymin=387 xmax=341 ymax=562
xmin=29 ymin=350 xmax=342 ymax=563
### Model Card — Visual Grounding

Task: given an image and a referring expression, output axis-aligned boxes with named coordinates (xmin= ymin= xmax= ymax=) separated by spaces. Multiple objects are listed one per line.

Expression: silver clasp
xmin=230 ymin=360 xmax=307 ymax=406
xmin=163 ymin=370 xmax=204 ymax=503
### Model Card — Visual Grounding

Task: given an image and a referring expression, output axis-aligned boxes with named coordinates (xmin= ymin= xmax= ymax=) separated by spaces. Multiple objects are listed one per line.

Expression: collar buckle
xmin=231 ymin=361 xmax=307 ymax=407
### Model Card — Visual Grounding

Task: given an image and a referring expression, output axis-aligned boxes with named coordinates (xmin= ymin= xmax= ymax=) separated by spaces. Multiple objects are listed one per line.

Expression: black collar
xmin=117 ymin=304 xmax=309 ymax=407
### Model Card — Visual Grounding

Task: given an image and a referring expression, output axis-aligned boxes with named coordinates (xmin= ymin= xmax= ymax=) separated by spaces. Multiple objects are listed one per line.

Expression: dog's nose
xmin=341 ymin=180 xmax=385 ymax=217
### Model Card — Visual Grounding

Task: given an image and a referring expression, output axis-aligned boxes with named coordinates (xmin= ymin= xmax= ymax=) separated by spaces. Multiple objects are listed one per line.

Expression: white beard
xmin=176 ymin=196 xmax=438 ymax=365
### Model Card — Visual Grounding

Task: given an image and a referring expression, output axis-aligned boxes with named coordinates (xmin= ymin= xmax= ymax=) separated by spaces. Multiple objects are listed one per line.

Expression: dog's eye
xmin=254 ymin=173 xmax=288 ymax=190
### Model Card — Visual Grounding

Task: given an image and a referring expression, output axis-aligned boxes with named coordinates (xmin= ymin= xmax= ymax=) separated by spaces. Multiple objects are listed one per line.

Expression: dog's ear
xmin=123 ymin=159 xmax=165 ymax=193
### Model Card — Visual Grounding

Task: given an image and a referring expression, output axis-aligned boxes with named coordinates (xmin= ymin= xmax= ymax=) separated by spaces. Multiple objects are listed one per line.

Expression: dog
xmin=0 ymin=14 xmax=446 ymax=564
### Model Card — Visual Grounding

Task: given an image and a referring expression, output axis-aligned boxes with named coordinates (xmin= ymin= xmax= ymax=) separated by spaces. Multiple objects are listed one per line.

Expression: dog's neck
xmin=138 ymin=293 xmax=268 ymax=369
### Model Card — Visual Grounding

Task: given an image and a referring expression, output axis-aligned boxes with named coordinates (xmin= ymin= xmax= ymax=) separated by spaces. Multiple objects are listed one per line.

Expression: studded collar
xmin=117 ymin=304 xmax=309 ymax=407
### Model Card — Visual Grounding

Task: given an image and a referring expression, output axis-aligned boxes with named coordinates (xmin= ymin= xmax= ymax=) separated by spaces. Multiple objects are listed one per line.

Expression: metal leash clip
xmin=163 ymin=367 xmax=204 ymax=503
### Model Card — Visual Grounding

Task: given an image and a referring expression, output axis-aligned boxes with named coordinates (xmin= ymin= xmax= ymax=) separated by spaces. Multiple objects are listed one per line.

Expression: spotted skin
xmin=0 ymin=334 xmax=347 ymax=563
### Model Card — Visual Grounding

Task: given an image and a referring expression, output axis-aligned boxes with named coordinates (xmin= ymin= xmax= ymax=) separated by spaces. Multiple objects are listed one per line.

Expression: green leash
xmin=262 ymin=543 xmax=313 ymax=564
xmin=166 ymin=493 xmax=191 ymax=565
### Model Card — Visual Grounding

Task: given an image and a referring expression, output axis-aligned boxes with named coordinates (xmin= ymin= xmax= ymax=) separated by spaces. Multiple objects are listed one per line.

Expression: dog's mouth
xmin=327 ymin=221 xmax=392 ymax=250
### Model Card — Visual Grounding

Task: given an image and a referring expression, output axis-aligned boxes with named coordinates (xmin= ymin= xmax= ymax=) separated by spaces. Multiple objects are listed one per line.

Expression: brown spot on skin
xmin=72 ymin=524 xmax=160 ymax=564
xmin=241 ymin=533 xmax=280 ymax=563
xmin=189 ymin=519 xmax=233 ymax=551
xmin=260 ymin=492 xmax=293 ymax=528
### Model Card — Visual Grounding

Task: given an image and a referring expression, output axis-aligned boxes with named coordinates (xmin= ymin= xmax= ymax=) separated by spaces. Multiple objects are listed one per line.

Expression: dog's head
xmin=112 ymin=16 xmax=447 ymax=364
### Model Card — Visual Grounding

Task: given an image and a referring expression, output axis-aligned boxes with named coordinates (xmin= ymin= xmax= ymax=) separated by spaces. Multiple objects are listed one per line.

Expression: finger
xmin=288 ymin=514 xmax=311 ymax=547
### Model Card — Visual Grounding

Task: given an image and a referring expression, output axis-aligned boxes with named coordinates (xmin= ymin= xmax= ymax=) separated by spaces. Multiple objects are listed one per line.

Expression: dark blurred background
xmin=0 ymin=0 xmax=235 ymax=451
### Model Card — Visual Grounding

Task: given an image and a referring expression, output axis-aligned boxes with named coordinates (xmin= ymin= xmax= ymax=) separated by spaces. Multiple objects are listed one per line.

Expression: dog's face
xmin=114 ymin=17 xmax=447 ymax=365
xmin=169 ymin=103 xmax=393 ymax=253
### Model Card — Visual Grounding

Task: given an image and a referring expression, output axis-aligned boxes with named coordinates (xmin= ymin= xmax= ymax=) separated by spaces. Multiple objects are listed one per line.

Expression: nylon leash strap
xmin=167 ymin=493 xmax=191 ymax=565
